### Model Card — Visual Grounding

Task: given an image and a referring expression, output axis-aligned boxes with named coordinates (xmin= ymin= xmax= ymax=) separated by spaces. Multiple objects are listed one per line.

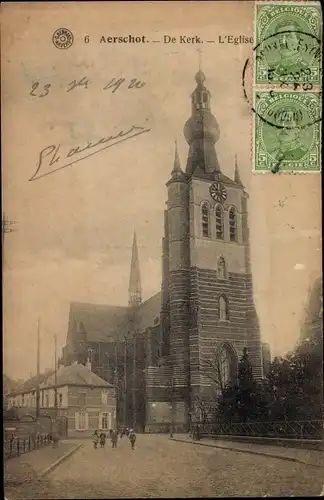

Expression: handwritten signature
xmin=29 ymin=124 xmax=151 ymax=181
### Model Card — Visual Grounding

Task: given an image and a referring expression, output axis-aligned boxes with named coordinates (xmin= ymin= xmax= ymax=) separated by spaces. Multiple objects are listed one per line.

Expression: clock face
xmin=209 ymin=182 xmax=227 ymax=203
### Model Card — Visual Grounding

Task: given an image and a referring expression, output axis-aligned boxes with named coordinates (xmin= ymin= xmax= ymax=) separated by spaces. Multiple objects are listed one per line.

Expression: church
xmin=60 ymin=69 xmax=263 ymax=433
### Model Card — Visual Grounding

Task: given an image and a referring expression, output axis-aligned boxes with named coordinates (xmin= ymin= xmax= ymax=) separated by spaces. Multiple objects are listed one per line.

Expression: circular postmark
xmin=242 ymin=4 xmax=322 ymax=173
xmin=52 ymin=28 xmax=74 ymax=50
xmin=242 ymin=29 xmax=322 ymax=112
xmin=255 ymin=92 xmax=321 ymax=172
xmin=255 ymin=5 xmax=322 ymax=85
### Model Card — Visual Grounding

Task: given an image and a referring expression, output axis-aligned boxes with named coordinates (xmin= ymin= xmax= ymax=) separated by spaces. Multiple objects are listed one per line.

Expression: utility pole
xmin=114 ymin=341 xmax=119 ymax=428
xmin=123 ymin=337 xmax=127 ymax=428
xmin=35 ymin=319 xmax=41 ymax=431
xmin=54 ymin=334 xmax=58 ymax=420
xmin=132 ymin=334 xmax=137 ymax=431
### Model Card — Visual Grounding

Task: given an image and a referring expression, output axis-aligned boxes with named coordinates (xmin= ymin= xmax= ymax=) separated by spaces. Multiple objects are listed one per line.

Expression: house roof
xmin=40 ymin=363 xmax=113 ymax=388
xmin=8 ymin=370 xmax=55 ymax=396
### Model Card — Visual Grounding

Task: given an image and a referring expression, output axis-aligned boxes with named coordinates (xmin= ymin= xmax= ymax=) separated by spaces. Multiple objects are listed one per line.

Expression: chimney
xmin=85 ymin=358 xmax=92 ymax=385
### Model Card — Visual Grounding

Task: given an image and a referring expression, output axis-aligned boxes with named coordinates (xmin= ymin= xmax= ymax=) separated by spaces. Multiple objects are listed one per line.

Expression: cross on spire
xmin=197 ymin=47 xmax=203 ymax=71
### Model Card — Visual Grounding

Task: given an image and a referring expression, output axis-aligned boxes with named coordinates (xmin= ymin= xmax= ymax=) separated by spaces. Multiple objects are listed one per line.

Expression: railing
xmin=4 ymin=433 xmax=51 ymax=460
xmin=198 ymin=420 xmax=323 ymax=440
xmin=145 ymin=423 xmax=170 ymax=433
xmin=145 ymin=422 xmax=189 ymax=433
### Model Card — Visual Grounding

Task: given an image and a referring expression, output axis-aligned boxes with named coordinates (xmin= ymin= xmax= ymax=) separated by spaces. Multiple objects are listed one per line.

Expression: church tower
xmin=163 ymin=70 xmax=262 ymax=429
xmin=128 ymin=231 xmax=142 ymax=307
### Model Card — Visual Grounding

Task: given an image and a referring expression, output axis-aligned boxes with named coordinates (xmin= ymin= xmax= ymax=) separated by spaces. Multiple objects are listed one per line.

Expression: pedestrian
xmin=93 ymin=430 xmax=99 ymax=449
xmin=52 ymin=431 xmax=59 ymax=448
xmin=109 ymin=428 xmax=113 ymax=439
xmin=99 ymin=432 xmax=106 ymax=448
xmin=129 ymin=429 xmax=136 ymax=450
xmin=111 ymin=429 xmax=118 ymax=448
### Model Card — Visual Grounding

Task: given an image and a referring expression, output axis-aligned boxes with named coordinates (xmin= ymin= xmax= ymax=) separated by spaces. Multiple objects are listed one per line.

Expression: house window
xmin=45 ymin=394 xmax=49 ymax=407
xmin=58 ymin=393 xmax=63 ymax=407
xmin=22 ymin=394 xmax=25 ymax=406
xmin=101 ymin=390 xmax=108 ymax=405
xmin=201 ymin=203 xmax=210 ymax=237
xmin=229 ymin=208 xmax=237 ymax=242
xmin=41 ymin=390 xmax=44 ymax=407
xmin=219 ymin=295 xmax=229 ymax=321
xmin=78 ymin=393 xmax=86 ymax=408
xmin=215 ymin=205 xmax=224 ymax=239
xmin=100 ymin=412 xmax=111 ymax=430
xmin=75 ymin=411 xmax=88 ymax=431
xmin=218 ymin=257 xmax=226 ymax=279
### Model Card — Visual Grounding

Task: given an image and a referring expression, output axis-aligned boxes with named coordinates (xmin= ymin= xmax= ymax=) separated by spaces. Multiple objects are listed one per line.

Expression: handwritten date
xmin=29 ymin=76 xmax=145 ymax=98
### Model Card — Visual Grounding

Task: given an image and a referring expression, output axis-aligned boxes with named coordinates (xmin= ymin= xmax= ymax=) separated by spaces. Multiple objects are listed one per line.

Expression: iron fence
xmin=198 ymin=420 xmax=323 ymax=440
xmin=4 ymin=433 xmax=51 ymax=459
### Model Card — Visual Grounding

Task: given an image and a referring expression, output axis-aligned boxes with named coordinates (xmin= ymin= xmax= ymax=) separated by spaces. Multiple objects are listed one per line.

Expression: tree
xmin=195 ymin=346 xmax=233 ymax=425
xmin=216 ymin=348 xmax=265 ymax=423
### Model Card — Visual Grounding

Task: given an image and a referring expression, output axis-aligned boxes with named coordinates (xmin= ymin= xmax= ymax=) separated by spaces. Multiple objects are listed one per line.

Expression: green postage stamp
xmin=254 ymin=91 xmax=321 ymax=172
xmin=255 ymin=3 xmax=322 ymax=85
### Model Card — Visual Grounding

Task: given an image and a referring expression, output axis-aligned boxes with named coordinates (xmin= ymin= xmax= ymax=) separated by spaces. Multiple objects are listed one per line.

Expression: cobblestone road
xmin=6 ymin=435 xmax=324 ymax=498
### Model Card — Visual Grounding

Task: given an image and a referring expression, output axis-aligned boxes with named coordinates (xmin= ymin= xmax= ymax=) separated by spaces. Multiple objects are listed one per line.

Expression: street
xmin=5 ymin=435 xmax=324 ymax=498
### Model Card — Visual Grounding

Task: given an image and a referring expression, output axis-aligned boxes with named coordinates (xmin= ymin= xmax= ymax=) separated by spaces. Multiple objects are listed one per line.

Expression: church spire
xmin=183 ymin=70 xmax=221 ymax=176
xmin=234 ymin=154 xmax=243 ymax=185
xmin=128 ymin=231 xmax=142 ymax=307
xmin=171 ymin=140 xmax=182 ymax=175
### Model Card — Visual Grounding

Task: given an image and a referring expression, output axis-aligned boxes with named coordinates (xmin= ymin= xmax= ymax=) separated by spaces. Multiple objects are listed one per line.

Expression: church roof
xmin=40 ymin=363 xmax=113 ymax=389
xmin=137 ymin=292 xmax=161 ymax=331
xmin=191 ymin=169 xmax=242 ymax=187
xmin=68 ymin=302 xmax=129 ymax=343
xmin=67 ymin=292 xmax=161 ymax=344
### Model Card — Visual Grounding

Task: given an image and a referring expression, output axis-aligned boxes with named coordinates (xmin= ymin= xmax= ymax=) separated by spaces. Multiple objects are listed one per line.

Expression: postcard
xmin=2 ymin=2 xmax=323 ymax=498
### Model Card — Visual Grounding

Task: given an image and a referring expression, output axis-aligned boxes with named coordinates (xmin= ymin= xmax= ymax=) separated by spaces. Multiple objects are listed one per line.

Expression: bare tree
xmin=191 ymin=347 xmax=230 ymax=429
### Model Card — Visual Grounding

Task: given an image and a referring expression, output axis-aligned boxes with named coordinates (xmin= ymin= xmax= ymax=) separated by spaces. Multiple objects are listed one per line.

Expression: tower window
xmin=219 ymin=295 xmax=229 ymax=321
xmin=201 ymin=203 xmax=210 ymax=237
xmin=218 ymin=257 xmax=226 ymax=279
xmin=215 ymin=205 xmax=224 ymax=239
xmin=229 ymin=208 xmax=237 ymax=242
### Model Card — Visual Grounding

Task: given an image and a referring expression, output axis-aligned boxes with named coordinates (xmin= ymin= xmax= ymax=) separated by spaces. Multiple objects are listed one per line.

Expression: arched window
xmin=219 ymin=295 xmax=229 ymax=321
xmin=229 ymin=208 xmax=237 ymax=242
xmin=201 ymin=203 xmax=210 ymax=237
xmin=202 ymin=91 xmax=209 ymax=108
xmin=218 ymin=257 xmax=226 ymax=279
xmin=215 ymin=205 xmax=224 ymax=239
xmin=218 ymin=346 xmax=232 ymax=386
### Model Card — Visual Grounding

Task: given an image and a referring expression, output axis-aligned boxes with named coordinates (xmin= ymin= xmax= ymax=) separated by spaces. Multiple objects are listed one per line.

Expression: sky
xmin=2 ymin=2 xmax=322 ymax=380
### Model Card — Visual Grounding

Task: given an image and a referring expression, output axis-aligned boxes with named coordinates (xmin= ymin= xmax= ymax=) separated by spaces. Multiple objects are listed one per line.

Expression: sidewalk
xmin=4 ymin=440 xmax=82 ymax=486
xmin=170 ymin=434 xmax=324 ymax=468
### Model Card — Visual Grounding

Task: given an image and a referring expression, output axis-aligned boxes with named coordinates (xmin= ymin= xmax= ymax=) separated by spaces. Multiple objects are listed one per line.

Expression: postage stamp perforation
xmin=255 ymin=1 xmax=321 ymax=7
xmin=252 ymin=0 xmax=322 ymax=173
